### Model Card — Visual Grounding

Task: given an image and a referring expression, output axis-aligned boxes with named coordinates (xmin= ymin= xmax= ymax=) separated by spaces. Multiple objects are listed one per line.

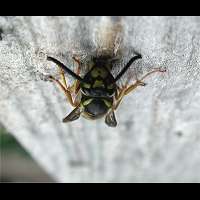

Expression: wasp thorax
xmin=80 ymin=61 xmax=116 ymax=98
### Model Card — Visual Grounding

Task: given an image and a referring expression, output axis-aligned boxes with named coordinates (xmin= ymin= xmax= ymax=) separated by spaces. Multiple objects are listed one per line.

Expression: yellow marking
xmin=93 ymin=80 xmax=105 ymax=88
xmin=91 ymin=68 xmax=108 ymax=78
xmin=83 ymin=98 xmax=93 ymax=106
xmin=83 ymin=83 xmax=91 ymax=88
xmin=103 ymin=99 xmax=112 ymax=108
xmin=91 ymin=68 xmax=99 ymax=78
xmin=80 ymin=103 xmax=84 ymax=110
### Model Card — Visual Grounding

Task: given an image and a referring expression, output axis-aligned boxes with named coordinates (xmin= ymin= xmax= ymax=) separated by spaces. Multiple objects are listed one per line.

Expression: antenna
xmin=47 ymin=56 xmax=84 ymax=82
xmin=113 ymin=54 xmax=142 ymax=83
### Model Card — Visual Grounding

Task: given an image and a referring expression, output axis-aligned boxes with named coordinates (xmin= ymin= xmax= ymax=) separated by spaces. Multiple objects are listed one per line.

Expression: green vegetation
xmin=0 ymin=127 xmax=29 ymax=157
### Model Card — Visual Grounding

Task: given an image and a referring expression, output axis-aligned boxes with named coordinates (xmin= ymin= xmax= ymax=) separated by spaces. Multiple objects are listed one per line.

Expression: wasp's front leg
xmin=48 ymin=75 xmax=79 ymax=107
xmin=69 ymin=56 xmax=81 ymax=95
xmin=48 ymin=57 xmax=82 ymax=107
xmin=60 ymin=56 xmax=81 ymax=93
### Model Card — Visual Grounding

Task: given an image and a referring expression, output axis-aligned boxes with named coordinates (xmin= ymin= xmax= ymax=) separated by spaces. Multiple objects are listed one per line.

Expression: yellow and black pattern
xmin=47 ymin=51 xmax=165 ymax=127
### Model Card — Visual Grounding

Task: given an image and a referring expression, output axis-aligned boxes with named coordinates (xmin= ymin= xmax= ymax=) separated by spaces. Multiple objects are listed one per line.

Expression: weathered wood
xmin=0 ymin=16 xmax=200 ymax=182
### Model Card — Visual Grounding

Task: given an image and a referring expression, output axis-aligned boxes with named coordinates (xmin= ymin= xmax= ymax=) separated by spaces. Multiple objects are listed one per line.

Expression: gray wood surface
xmin=0 ymin=16 xmax=200 ymax=182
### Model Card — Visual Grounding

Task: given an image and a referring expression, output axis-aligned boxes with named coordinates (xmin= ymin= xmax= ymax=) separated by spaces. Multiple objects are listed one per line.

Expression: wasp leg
xmin=68 ymin=56 xmax=81 ymax=94
xmin=124 ymin=67 xmax=166 ymax=96
xmin=113 ymin=87 xmax=126 ymax=110
xmin=114 ymin=82 xmax=141 ymax=110
xmin=114 ymin=67 xmax=166 ymax=110
xmin=48 ymin=75 xmax=78 ymax=107
xmin=58 ymin=57 xmax=81 ymax=106
xmin=72 ymin=56 xmax=81 ymax=67
xmin=58 ymin=67 xmax=68 ymax=89
xmin=54 ymin=56 xmax=81 ymax=94
xmin=114 ymin=80 xmax=145 ymax=110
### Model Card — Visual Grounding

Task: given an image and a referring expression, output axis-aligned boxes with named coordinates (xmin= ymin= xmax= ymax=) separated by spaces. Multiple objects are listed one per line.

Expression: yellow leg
xmin=114 ymin=81 xmax=145 ymax=110
xmin=69 ymin=56 xmax=81 ymax=94
xmin=113 ymin=67 xmax=166 ymax=110
xmin=48 ymin=56 xmax=82 ymax=107
xmin=51 ymin=56 xmax=81 ymax=105
xmin=55 ymin=56 xmax=81 ymax=93
xmin=124 ymin=80 xmax=146 ymax=95
xmin=114 ymin=87 xmax=126 ymax=110
xmin=49 ymin=75 xmax=78 ymax=107
xmin=124 ymin=68 xmax=166 ymax=95
xmin=58 ymin=67 xmax=68 ymax=89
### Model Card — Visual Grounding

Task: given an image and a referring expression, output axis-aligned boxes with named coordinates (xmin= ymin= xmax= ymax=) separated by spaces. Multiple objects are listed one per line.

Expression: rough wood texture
xmin=0 ymin=16 xmax=200 ymax=182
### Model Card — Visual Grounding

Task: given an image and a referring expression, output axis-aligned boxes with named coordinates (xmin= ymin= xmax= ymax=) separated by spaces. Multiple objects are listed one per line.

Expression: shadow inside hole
xmin=176 ymin=131 xmax=183 ymax=137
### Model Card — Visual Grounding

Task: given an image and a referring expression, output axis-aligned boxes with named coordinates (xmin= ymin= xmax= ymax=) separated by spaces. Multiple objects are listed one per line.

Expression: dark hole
xmin=176 ymin=131 xmax=183 ymax=137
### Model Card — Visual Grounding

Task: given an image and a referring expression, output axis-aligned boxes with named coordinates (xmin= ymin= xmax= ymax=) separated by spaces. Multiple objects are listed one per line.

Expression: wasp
xmin=47 ymin=52 xmax=165 ymax=127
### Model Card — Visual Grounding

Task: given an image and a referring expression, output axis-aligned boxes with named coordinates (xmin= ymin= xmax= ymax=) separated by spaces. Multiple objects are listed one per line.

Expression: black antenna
xmin=113 ymin=54 xmax=142 ymax=83
xmin=47 ymin=56 xmax=84 ymax=82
